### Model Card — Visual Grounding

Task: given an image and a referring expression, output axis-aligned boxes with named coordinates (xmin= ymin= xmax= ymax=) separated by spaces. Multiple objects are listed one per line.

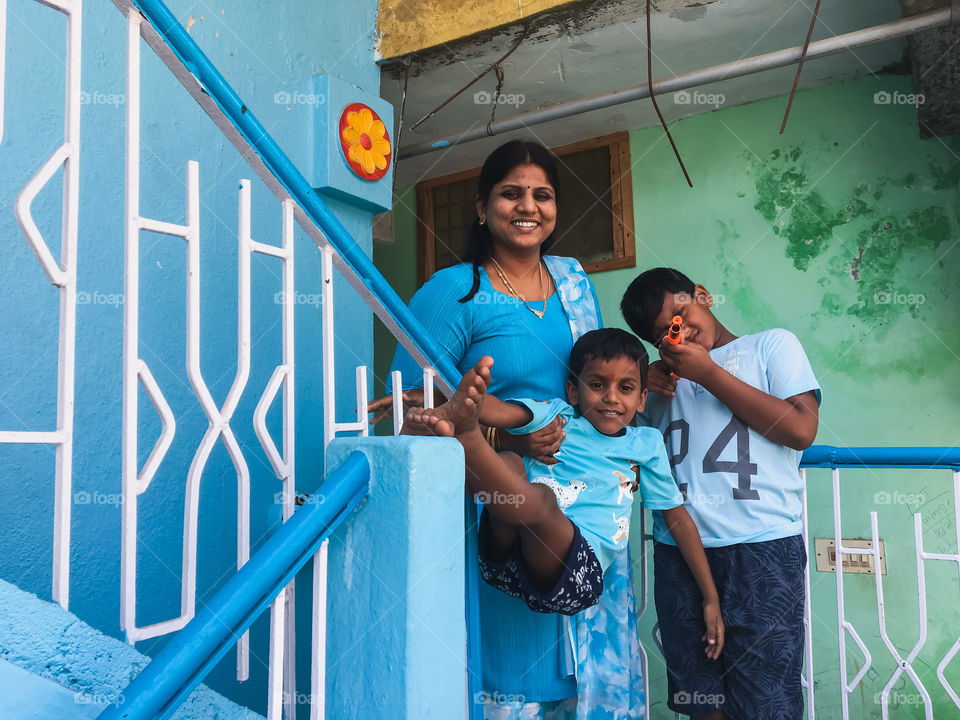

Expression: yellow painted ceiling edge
xmin=377 ymin=0 xmax=579 ymax=60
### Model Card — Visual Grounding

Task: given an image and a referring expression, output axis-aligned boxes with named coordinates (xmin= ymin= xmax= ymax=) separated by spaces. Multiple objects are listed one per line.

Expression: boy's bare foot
xmin=402 ymin=357 xmax=492 ymax=437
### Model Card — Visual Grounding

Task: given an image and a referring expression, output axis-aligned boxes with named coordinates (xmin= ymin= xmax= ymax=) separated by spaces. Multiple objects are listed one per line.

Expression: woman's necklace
xmin=489 ymin=257 xmax=547 ymax=319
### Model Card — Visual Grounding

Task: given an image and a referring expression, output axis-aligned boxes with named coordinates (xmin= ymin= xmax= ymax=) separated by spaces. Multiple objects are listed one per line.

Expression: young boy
xmin=621 ymin=268 xmax=821 ymax=720
xmin=405 ymin=328 xmax=724 ymax=657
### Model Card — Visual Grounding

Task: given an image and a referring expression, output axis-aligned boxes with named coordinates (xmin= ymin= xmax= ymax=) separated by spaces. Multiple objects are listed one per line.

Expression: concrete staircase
xmin=0 ymin=580 xmax=264 ymax=720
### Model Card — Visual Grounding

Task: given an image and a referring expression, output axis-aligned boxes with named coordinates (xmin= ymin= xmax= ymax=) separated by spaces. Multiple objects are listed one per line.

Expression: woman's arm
xmin=662 ymin=506 xmax=725 ymax=659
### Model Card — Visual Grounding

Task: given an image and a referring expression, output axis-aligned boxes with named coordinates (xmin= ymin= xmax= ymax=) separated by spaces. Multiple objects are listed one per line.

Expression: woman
xmin=374 ymin=140 xmax=644 ymax=719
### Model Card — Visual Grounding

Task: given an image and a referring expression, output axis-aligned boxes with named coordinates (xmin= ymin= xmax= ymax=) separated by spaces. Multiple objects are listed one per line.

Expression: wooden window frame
xmin=415 ymin=131 xmax=636 ymax=285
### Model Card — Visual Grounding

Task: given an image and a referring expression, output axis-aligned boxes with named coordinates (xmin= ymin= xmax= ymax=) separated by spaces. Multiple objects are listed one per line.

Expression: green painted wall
xmin=375 ymin=74 xmax=960 ymax=717
xmin=618 ymin=75 xmax=960 ymax=720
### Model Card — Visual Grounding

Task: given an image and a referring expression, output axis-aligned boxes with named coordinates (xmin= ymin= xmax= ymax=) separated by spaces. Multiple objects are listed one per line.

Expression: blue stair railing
xmin=96 ymin=451 xmax=369 ymax=720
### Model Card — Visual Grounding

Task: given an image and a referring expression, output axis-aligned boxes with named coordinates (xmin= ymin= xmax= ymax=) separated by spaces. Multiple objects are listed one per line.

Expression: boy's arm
xmin=661 ymin=505 xmax=725 ymax=660
xmin=658 ymin=342 xmax=818 ymax=450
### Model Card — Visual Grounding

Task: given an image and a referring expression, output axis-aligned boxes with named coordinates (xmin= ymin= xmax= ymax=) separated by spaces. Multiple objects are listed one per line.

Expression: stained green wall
xmin=375 ymin=74 xmax=960 ymax=717
xmin=618 ymin=75 xmax=960 ymax=720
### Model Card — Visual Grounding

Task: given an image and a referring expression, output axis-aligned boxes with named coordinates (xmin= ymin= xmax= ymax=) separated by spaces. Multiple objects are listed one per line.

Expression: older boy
xmin=621 ymin=268 xmax=820 ymax=720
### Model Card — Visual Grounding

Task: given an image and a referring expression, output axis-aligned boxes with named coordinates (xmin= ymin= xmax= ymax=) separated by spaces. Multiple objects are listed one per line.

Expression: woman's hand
xmin=497 ymin=416 xmax=566 ymax=464
xmin=367 ymin=387 xmax=427 ymax=424
xmin=701 ymin=598 xmax=725 ymax=660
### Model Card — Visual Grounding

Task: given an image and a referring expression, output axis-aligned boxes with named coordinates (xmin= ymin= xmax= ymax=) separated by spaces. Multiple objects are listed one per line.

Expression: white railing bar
xmin=136 ymin=216 xmax=191 ymax=237
xmin=937 ymin=638 xmax=960 ymax=710
xmin=125 ymin=614 xmax=190 ymax=642
xmin=354 ymin=366 xmax=369 ymax=438
xmin=249 ymin=239 xmax=289 ymax=259
xmin=135 ymin=360 xmax=176 ymax=494
xmin=233 ymin=178 xmax=255 ymax=682
xmin=311 ymin=539 xmax=329 ymax=720
xmin=321 ymin=246 xmax=336 ymax=447
xmin=0 ymin=431 xmax=65 ymax=443
xmin=120 ymin=6 xmax=142 ymax=635
xmin=391 ymin=370 xmax=403 ymax=436
xmin=280 ymin=196 xmax=297 ymax=720
xmin=843 ymin=621 xmax=872 ymax=693
xmin=0 ymin=0 xmax=6 ymax=145
xmin=875 ymin=510 xmax=933 ymax=719
xmin=423 ymin=367 xmax=435 ymax=409
xmin=832 ymin=468 xmax=852 ymax=719
xmin=253 ymin=367 xmax=289 ymax=477
xmin=180 ymin=158 xmax=206 ymax=627
xmin=15 ymin=144 xmax=71 ymax=287
xmin=267 ymin=587 xmax=287 ymax=720
xmin=799 ymin=470 xmax=815 ymax=718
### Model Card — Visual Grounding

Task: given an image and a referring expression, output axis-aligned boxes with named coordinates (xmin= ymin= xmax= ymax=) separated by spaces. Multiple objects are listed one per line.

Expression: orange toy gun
xmin=664 ymin=315 xmax=682 ymax=378
xmin=666 ymin=315 xmax=683 ymax=345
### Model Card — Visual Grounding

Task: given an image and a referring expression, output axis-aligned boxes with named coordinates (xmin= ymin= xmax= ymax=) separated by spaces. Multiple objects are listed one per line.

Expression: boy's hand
xmin=647 ymin=360 xmax=678 ymax=397
xmin=701 ymin=599 xmax=725 ymax=660
xmin=658 ymin=341 xmax=716 ymax=385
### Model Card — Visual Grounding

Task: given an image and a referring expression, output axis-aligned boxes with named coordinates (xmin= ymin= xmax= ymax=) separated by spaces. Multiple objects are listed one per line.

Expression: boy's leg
xmin=404 ymin=359 xmax=575 ymax=589
xmin=716 ymin=535 xmax=806 ymax=720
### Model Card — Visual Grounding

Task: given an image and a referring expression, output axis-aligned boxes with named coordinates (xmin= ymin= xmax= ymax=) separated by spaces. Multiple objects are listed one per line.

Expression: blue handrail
xmin=96 ymin=451 xmax=370 ymax=720
xmin=801 ymin=445 xmax=960 ymax=469
xmin=123 ymin=0 xmax=461 ymax=395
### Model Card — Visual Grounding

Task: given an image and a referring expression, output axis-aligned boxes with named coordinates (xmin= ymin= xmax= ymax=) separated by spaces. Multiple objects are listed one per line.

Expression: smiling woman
xmin=372 ymin=140 xmax=647 ymax=720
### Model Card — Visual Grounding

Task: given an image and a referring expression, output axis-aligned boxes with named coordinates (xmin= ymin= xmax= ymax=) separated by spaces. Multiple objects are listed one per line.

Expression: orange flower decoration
xmin=339 ymin=104 xmax=391 ymax=180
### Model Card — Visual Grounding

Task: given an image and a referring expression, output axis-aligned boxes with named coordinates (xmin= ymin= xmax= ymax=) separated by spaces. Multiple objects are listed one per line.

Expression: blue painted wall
xmin=0 ymin=0 xmax=383 ymax=714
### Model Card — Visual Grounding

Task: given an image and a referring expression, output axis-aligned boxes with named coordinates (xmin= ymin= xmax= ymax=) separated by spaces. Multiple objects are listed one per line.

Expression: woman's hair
xmin=458 ymin=140 xmax=561 ymax=302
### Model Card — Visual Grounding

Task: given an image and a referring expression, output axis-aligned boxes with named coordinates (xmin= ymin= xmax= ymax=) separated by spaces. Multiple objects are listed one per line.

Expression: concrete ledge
xmin=325 ymin=436 xmax=467 ymax=720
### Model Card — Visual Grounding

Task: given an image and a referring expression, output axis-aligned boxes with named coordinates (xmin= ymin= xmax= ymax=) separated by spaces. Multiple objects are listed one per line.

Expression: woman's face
xmin=477 ymin=163 xmax=557 ymax=256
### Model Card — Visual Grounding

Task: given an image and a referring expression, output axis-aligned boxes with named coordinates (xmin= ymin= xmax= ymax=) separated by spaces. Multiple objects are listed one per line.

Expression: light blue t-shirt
xmin=640 ymin=329 xmax=821 ymax=547
xmin=508 ymin=398 xmax=683 ymax=569
xmin=390 ymin=261 xmax=601 ymax=401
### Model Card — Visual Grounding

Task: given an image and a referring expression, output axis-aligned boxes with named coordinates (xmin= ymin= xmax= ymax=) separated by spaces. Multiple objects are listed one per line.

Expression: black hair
xmin=620 ymin=267 xmax=696 ymax=343
xmin=458 ymin=140 xmax=561 ymax=302
xmin=568 ymin=328 xmax=649 ymax=390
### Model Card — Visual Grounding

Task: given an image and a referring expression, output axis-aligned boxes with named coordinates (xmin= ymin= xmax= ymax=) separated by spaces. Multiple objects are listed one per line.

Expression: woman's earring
xmin=479 ymin=213 xmax=486 ymax=225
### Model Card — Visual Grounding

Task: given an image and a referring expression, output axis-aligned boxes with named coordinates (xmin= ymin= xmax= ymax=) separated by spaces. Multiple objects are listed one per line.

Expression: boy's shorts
xmin=654 ymin=534 xmax=807 ymax=720
xmin=478 ymin=511 xmax=603 ymax=616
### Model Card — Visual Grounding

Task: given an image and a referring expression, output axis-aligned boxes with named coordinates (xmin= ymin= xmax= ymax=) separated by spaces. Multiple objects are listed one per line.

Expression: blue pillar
xmin=325 ymin=437 xmax=466 ymax=719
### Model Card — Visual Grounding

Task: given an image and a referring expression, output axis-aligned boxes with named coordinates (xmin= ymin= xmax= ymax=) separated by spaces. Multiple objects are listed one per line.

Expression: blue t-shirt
xmin=390 ymin=262 xmax=600 ymax=401
xmin=508 ymin=398 xmax=683 ymax=570
xmin=640 ymin=329 xmax=821 ymax=547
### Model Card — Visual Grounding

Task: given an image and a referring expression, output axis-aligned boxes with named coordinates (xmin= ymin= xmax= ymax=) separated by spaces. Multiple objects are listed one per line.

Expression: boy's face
xmin=650 ymin=285 xmax=721 ymax=351
xmin=566 ymin=356 xmax=648 ymax=437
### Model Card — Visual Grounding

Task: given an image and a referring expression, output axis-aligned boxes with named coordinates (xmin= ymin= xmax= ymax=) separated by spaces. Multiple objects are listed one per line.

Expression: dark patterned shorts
xmin=478 ymin=512 xmax=604 ymax=616
xmin=654 ymin=534 xmax=807 ymax=720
